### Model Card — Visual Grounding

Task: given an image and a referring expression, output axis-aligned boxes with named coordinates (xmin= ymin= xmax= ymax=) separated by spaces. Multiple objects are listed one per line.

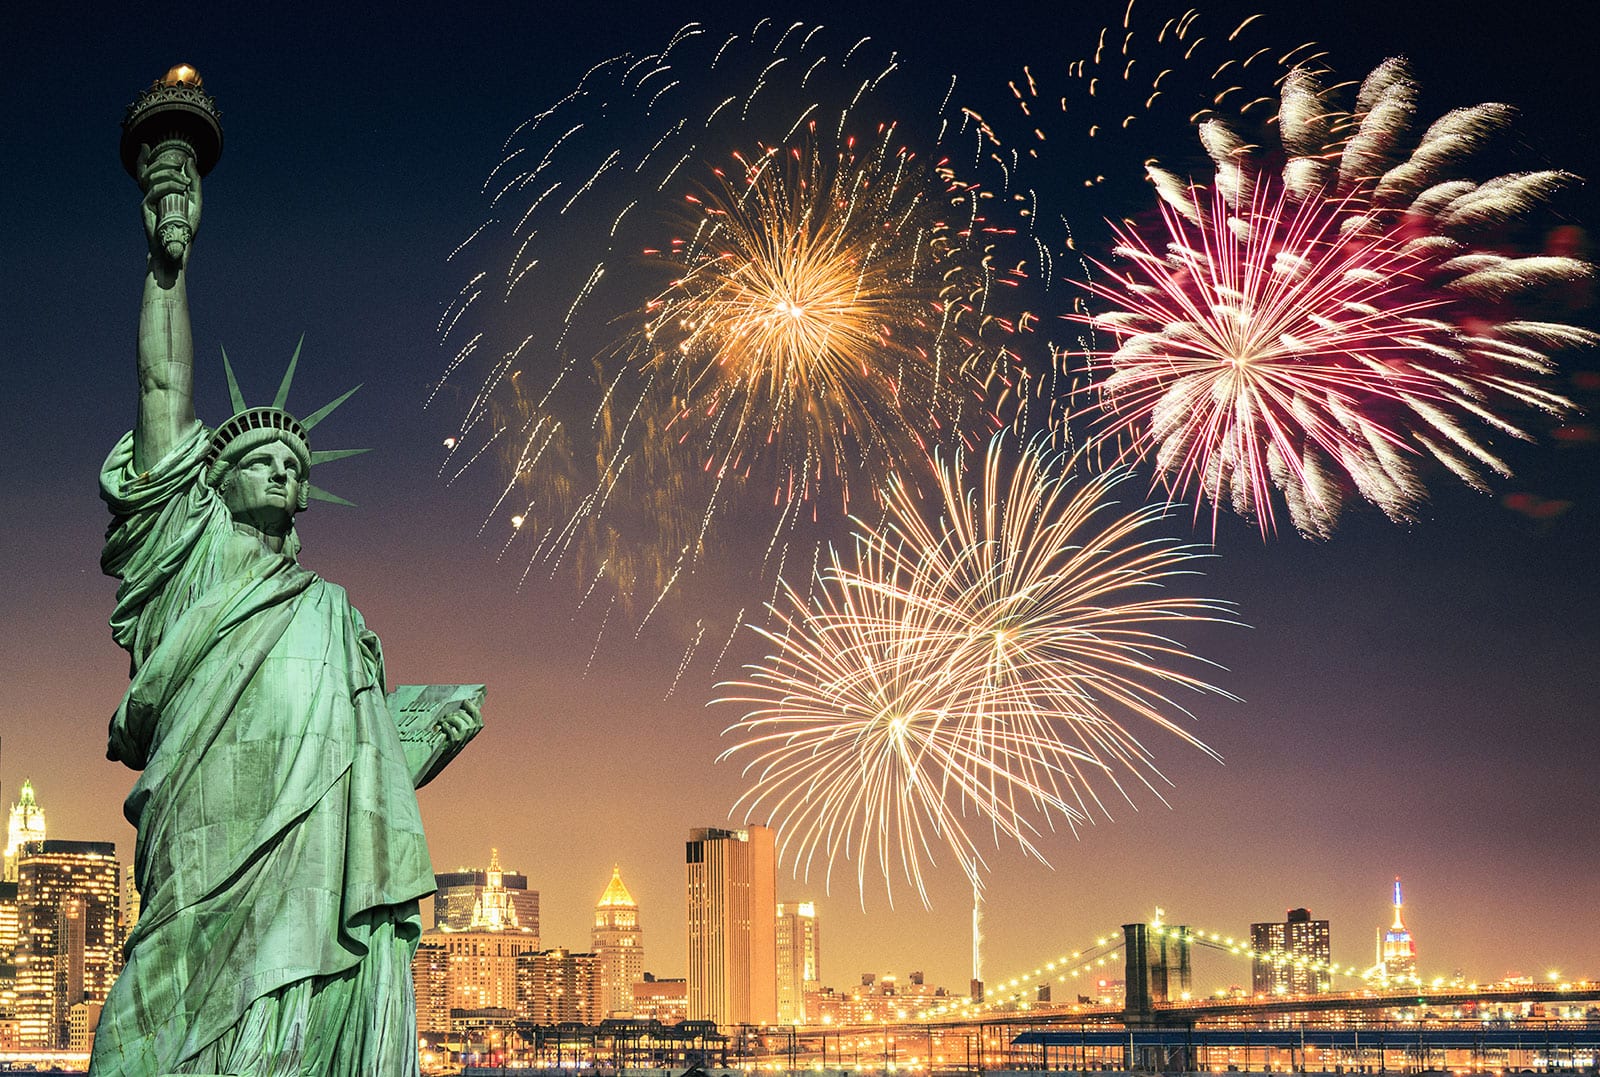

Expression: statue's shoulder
xmin=302 ymin=573 xmax=358 ymax=616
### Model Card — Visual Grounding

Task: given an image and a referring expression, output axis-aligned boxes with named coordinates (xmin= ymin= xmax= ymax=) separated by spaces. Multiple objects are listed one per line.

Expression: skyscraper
xmin=1250 ymin=908 xmax=1331 ymax=995
xmin=434 ymin=849 xmax=540 ymax=936
xmin=1380 ymin=877 xmax=1418 ymax=986
xmin=14 ymin=840 xmax=120 ymax=1049
xmin=418 ymin=848 xmax=540 ymax=1024
xmin=685 ymin=825 xmax=776 ymax=1025
xmin=0 ymin=879 xmax=17 ymax=961
xmin=4 ymin=780 xmax=46 ymax=883
xmin=517 ymin=948 xmax=601 ymax=1024
xmin=592 ymin=866 xmax=644 ymax=1017
xmin=775 ymin=901 xmax=819 ymax=1024
xmin=411 ymin=938 xmax=451 ymax=1035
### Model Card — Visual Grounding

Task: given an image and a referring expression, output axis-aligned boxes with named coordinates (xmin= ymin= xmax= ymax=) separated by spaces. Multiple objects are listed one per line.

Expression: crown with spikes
xmin=200 ymin=336 xmax=369 ymax=508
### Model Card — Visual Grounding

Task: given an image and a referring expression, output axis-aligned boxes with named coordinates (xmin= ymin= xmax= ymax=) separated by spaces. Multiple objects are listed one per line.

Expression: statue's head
xmin=213 ymin=442 xmax=310 ymax=537
xmin=201 ymin=342 xmax=366 ymax=527
xmin=204 ymin=411 xmax=312 ymax=532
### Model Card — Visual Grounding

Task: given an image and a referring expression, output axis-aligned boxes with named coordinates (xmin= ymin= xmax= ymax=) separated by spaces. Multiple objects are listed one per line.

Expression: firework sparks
xmin=964 ymin=3 xmax=1320 ymax=452
xmin=435 ymin=22 xmax=1036 ymax=669
xmin=987 ymin=3 xmax=1318 ymax=199
xmin=1078 ymin=59 xmax=1592 ymax=537
xmin=636 ymin=129 xmax=1011 ymax=516
xmin=717 ymin=435 xmax=1235 ymax=905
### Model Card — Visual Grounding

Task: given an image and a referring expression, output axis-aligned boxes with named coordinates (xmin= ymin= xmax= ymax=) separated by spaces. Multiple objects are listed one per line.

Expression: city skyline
xmin=3 ymin=773 xmax=1585 ymax=1000
xmin=5 ymin=0 xmax=1598 ymax=1002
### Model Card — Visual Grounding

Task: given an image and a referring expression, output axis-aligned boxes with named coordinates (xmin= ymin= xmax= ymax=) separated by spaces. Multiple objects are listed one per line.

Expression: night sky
xmin=5 ymin=0 xmax=1597 ymax=996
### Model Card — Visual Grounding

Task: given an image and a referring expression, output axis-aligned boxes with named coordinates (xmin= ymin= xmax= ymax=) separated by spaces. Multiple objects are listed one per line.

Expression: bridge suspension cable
xmin=968 ymin=909 xmax=1451 ymax=1017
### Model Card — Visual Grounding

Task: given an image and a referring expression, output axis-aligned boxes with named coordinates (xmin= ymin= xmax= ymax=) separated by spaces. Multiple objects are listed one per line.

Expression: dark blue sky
xmin=5 ymin=0 xmax=1597 ymax=991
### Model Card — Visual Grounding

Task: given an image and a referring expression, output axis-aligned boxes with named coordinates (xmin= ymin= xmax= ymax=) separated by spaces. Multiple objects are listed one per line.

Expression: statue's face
xmin=219 ymin=440 xmax=304 ymax=532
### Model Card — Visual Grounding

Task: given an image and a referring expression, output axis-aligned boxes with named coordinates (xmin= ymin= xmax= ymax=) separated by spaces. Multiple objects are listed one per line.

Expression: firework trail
xmin=717 ymin=434 xmax=1236 ymax=906
xmin=976 ymin=3 xmax=1320 ymax=213
xmin=434 ymin=22 xmax=1036 ymax=665
xmin=1078 ymin=58 xmax=1593 ymax=537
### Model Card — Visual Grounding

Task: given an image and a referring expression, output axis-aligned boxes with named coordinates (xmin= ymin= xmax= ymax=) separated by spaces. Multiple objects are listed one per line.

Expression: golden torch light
xmin=121 ymin=64 xmax=223 ymax=262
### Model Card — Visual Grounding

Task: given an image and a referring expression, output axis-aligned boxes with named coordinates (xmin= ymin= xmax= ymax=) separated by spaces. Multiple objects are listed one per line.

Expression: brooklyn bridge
xmin=459 ymin=916 xmax=1600 ymax=1075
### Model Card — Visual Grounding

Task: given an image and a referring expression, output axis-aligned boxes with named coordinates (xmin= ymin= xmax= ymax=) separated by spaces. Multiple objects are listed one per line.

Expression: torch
xmin=121 ymin=64 xmax=223 ymax=263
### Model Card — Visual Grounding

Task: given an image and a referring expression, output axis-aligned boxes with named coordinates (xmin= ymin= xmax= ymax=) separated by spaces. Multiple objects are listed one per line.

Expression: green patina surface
xmin=90 ymin=117 xmax=481 ymax=1077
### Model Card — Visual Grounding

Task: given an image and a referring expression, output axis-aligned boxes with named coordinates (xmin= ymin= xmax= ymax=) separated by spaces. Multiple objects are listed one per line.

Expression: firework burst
xmin=1078 ymin=58 xmax=1593 ymax=537
xmin=637 ymin=128 xmax=1013 ymax=517
xmin=950 ymin=2 xmax=1322 ymax=456
xmin=717 ymin=435 xmax=1235 ymax=905
xmin=435 ymin=22 xmax=1037 ymax=668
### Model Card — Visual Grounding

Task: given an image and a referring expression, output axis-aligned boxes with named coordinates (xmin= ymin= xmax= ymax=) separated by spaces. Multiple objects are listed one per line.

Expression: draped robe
xmin=89 ymin=424 xmax=435 ymax=1076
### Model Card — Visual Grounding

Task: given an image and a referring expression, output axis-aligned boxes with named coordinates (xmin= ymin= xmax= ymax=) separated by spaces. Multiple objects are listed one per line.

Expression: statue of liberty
xmin=90 ymin=69 xmax=483 ymax=1075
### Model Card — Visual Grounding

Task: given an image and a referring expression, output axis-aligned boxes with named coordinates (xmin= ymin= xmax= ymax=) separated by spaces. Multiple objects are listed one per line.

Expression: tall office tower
xmin=1380 ymin=877 xmax=1417 ymax=986
xmin=0 ymin=879 xmax=17 ymax=960
xmin=0 ymin=880 xmax=15 ymax=1039
xmin=775 ymin=901 xmax=819 ymax=1024
xmin=517 ymin=948 xmax=601 ymax=1024
xmin=411 ymin=938 xmax=451 ymax=1034
xmin=434 ymin=848 xmax=540 ymax=937
xmin=4 ymin=780 xmax=46 ymax=882
xmin=685 ymin=825 xmax=776 ymax=1024
xmin=592 ymin=866 xmax=644 ymax=1017
xmin=14 ymin=840 xmax=120 ymax=1048
xmin=1249 ymin=921 xmax=1286 ymax=994
xmin=469 ymin=850 xmax=523 ymax=932
xmin=1250 ymin=908 xmax=1332 ymax=995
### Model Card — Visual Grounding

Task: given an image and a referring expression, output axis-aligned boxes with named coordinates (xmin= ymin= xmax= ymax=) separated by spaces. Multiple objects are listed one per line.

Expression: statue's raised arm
xmin=134 ymin=143 xmax=202 ymax=472
xmin=95 ymin=67 xmax=487 ymax=1077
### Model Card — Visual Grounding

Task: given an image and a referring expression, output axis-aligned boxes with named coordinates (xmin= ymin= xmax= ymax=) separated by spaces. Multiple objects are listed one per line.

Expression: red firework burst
xmin=1077 ymin=60 xmax=1591 ymax=538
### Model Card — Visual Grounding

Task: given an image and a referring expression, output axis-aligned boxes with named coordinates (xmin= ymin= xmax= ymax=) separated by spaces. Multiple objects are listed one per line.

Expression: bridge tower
xmin=1122 ymin=920 xmax=1193 ymax=1025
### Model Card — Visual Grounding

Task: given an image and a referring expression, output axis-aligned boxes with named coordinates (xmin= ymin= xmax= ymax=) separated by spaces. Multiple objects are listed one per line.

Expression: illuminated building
xmin=14 ymin=840 xmax=120 ymax=1049
xmin=1380 ymin=877 xmax=1418 ymax=986
xmin=775 ymin=901 xmax=819 ymax=1023
xmin=517 ymin=947 xmax=601 ymax=1024
xmin=1250 ymin=908 xmax=1332 ymax=995
xmin=4 ymin=780 xmax=46 ymax=883
xmin=837 ymin=971 xmax=952 ymax=1023
xmin=412 ymin=938 xmax=451 ymax=1035
xmin=121 ymin=866 xmax=141 ymax=946
xmin=632 ymin=973 xmax=688 ymax=1025
xmin=1092 ymin=978 xmax=1126 ymax=1007
xmin=427 ymin=929 xmax=540 ymax=1016
xmin=419 ymin=851 xmax=541 ymax=1024
xmin=67 ymin=1000 xmax=102 ymax=1051
xmin=0 ymin=878 xmax=16 ymax=1037
xmin=0 ymin=880 xmax=17 ymax=960
xmin=685 ymin=825 xmax=776 ymax=1024
xmin=434 ymin=848 xmax=540 ymax=936
xmin=592 ymin=865 xmax=644 ymax=1017
xmin=0 ymin=780 xmax=46 ymax=1032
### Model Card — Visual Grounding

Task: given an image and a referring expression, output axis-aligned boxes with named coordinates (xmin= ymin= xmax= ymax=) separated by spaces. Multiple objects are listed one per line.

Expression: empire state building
xmin=1380 ymin=877 xmax=1418 ymax=986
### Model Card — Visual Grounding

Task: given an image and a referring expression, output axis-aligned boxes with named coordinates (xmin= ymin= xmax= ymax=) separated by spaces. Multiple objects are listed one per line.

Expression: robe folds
xmin=90 ymin=424 xmax=434 ymax=1076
